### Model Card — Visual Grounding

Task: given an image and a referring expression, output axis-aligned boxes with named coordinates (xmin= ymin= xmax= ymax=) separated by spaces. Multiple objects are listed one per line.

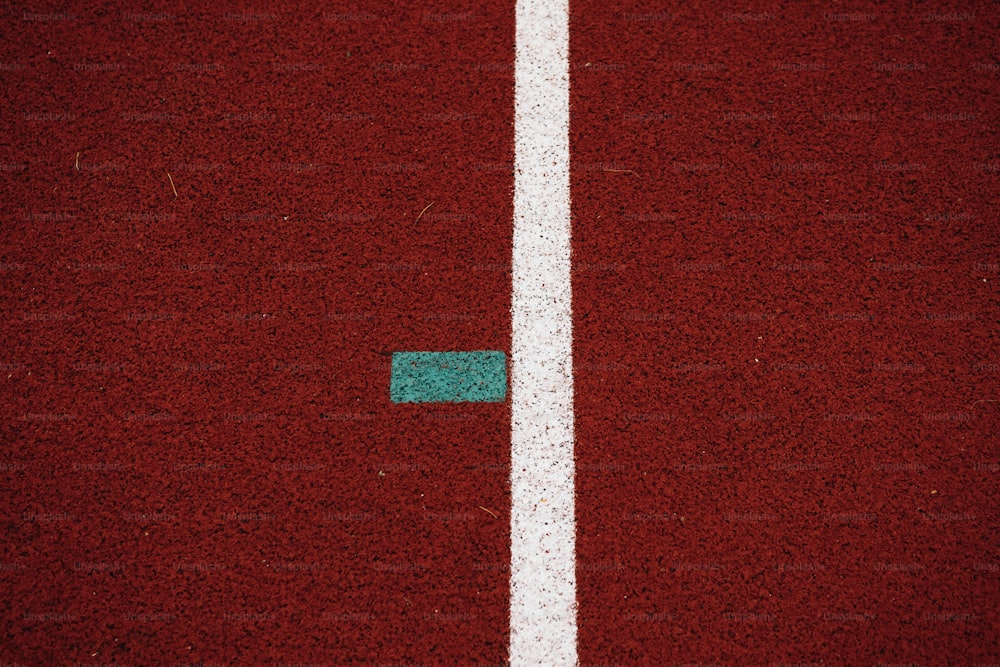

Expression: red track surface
xmin=1 ymin=1 xmax=998 ymax=665
xmin=572 ymin=1 xmax=999 ymax=664
xmin=2 ymin=3 xmax=513 ymax=664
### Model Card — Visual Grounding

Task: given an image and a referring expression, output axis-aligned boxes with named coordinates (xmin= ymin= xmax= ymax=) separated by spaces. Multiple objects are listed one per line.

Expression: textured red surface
xmin=1 ymin=2 xmax=513 ymax=664
xmin=2 ymin=0 xmax=999 ymax=665
xmin=572 ymin=1 xmax=999 ymax=664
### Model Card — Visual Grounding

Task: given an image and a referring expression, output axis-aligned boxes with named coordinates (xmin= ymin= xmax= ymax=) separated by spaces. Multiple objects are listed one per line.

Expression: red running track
xmin=2 ymin=2 xmax=513 ymax=664
xmin=1 ymin=0 xmax=998 ymax=665
xmin=572 ymin=1 xmax=999 ymax=664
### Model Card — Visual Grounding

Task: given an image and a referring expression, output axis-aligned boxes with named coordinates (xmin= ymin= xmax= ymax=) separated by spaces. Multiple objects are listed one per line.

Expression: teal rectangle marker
xmin=390 ymin=351 xmax=507 ymax=403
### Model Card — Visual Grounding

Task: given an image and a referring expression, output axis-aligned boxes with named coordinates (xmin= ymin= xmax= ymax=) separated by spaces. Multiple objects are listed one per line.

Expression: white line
xmin=510 ymin=0 xmax=575 ymax=664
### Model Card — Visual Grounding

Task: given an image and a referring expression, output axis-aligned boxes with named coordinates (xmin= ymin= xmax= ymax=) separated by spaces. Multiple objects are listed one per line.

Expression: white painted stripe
xmin=510 ymin=0 xmax=575 ymax=664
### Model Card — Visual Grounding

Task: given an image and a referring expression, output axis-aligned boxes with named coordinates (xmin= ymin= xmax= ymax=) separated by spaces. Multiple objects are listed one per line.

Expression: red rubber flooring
xmin=2 ymin=3 xmax=513 ymax=664
xmin=572 ymin=2 xmax=999 ymax=664
xmin=1 ymin=1 xmax=998 ymax=665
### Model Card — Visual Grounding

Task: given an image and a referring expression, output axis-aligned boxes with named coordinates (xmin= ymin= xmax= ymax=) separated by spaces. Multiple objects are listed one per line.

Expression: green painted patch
xmin=390 ymin=351 xmax=507 ymax=403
